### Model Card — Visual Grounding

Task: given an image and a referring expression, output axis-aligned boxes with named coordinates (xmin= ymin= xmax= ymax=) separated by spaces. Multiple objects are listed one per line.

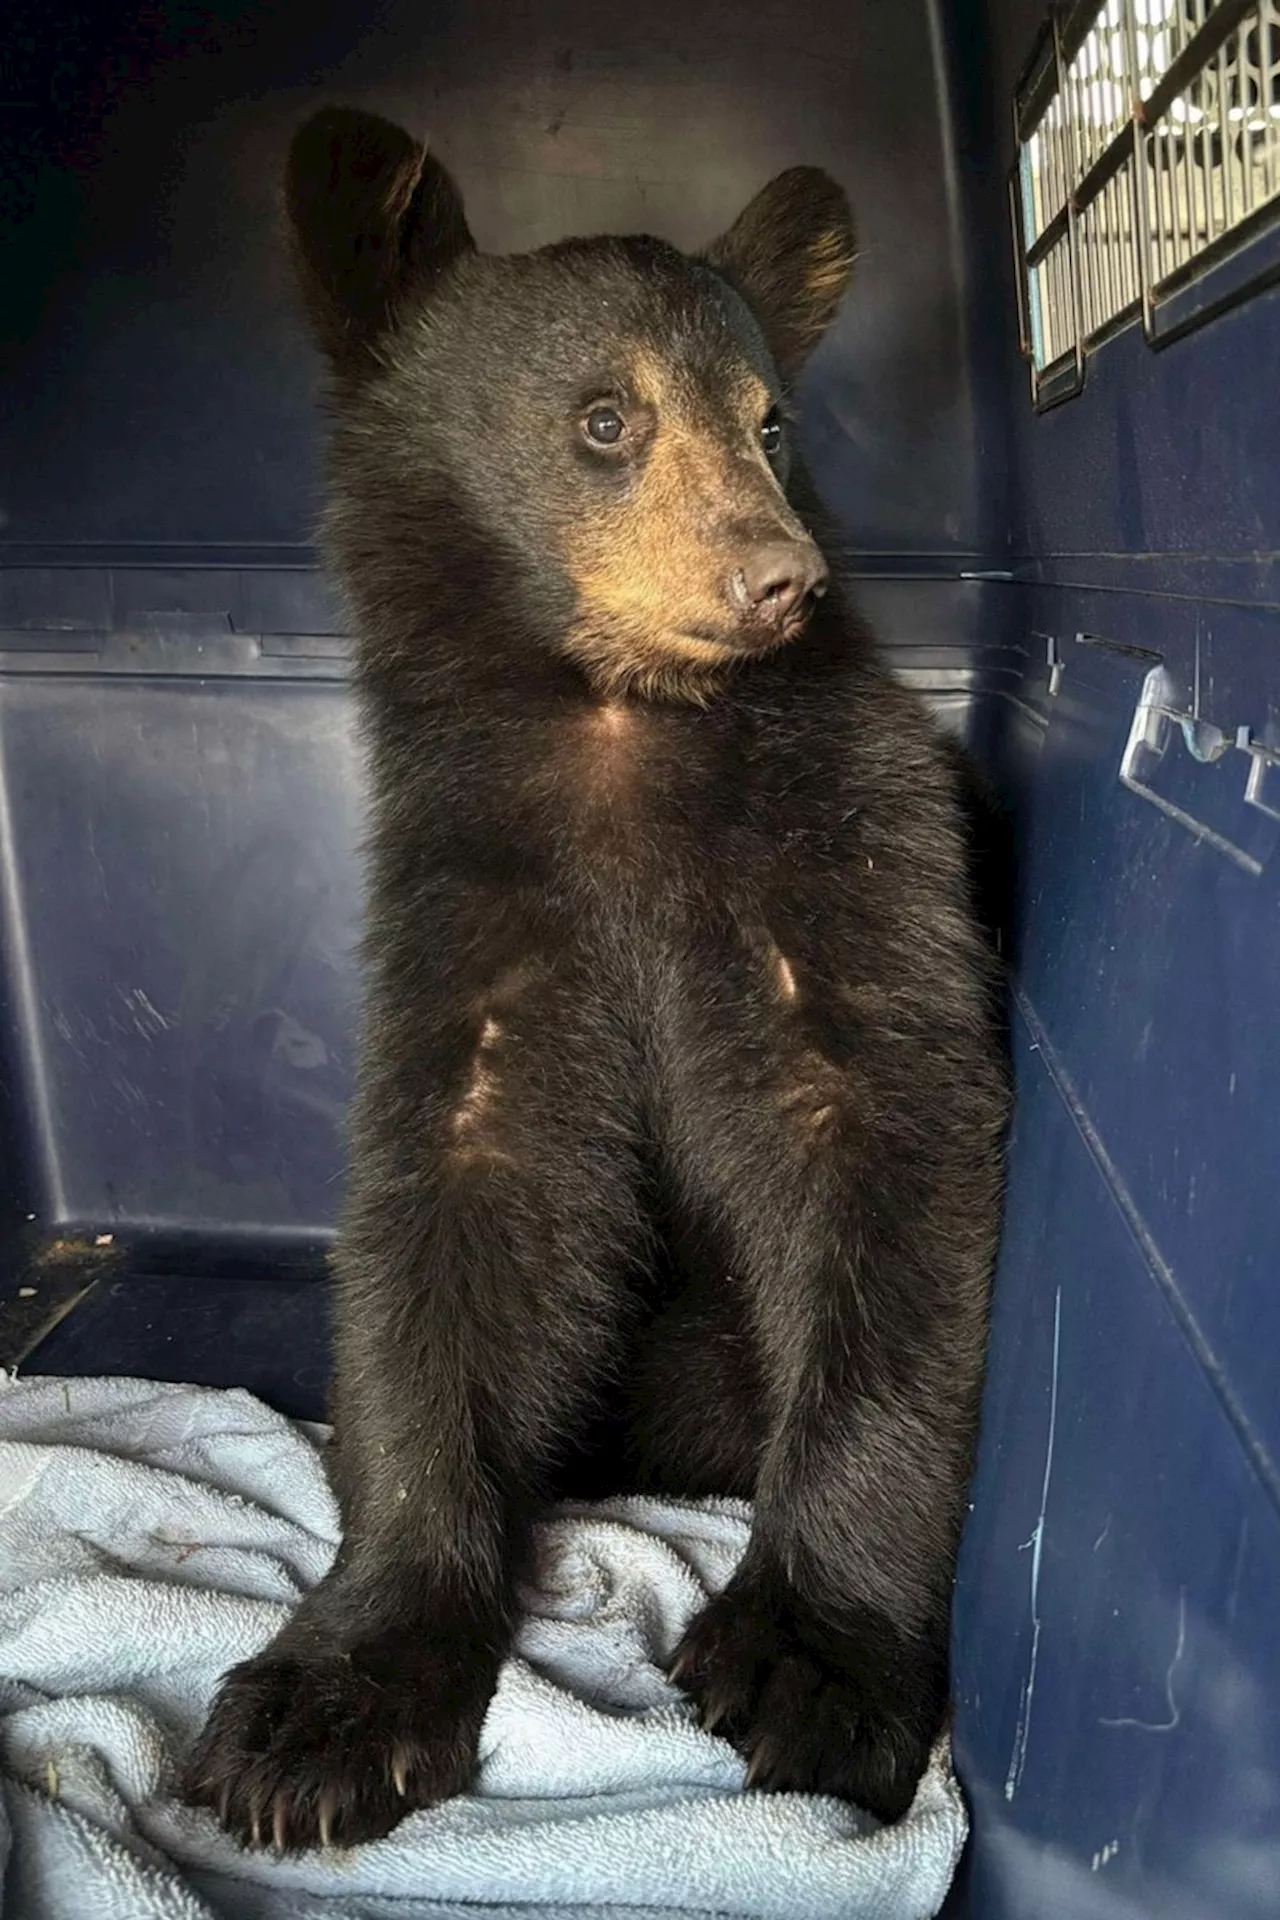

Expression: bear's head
xmin=286 ymin=108 xmax=855 ymax=703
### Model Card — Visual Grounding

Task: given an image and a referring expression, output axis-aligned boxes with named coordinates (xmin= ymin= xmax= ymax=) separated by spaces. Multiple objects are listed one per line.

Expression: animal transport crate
xmin=1 ymin=1 xmax=1277 ymax=1914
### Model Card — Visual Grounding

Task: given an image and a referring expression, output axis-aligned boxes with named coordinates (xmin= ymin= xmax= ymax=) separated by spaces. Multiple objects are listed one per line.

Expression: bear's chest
xmin=541 ymin=697 xmax=863 ymax=947
xmin=551 ymin=697 xmax=774 ymax=877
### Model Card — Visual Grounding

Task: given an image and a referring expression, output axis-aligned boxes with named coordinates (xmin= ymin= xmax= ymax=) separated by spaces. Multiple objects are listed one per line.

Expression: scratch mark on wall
xmin=1101 ymin=1588 xmax=1187 ymax=1734
xmin=1226 ymin=1518 xmax=1249 ymax=1625
xmin=120 ymin=986 xmax=171 ymax=1039
xmin=1004 ymin=1282 xmax=1062 ymax=1802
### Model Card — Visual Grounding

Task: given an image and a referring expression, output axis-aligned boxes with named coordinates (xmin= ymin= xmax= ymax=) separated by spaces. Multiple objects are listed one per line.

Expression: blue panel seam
xmin=1011 ymin=983 xmax=1280 ymax=1522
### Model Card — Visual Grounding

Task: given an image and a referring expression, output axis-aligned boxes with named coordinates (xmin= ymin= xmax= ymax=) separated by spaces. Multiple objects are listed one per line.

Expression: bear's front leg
xmin=185 ymin=956 xmax=646 ymax=1850
xmin=661 ymin=961 xmax=1004 ymax=1820
xmin=669 ymin=1171 xmax=996 ymax=1818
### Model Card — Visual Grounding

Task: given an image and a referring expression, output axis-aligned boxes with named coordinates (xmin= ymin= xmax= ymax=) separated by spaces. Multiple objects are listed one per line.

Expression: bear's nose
xmin=731 ymin=540 xmax=830 ymax=627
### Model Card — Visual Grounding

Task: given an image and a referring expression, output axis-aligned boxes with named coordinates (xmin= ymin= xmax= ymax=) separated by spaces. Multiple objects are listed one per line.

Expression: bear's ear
xmin=704 ymin=169 xmax=854 ymax=384
xmin=284 ymin=107 xmax=475 ymax=368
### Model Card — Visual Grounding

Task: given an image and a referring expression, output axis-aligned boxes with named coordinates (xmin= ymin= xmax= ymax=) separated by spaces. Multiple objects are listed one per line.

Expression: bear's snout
xmin=728 ymin=535 xmax=829 ymax=640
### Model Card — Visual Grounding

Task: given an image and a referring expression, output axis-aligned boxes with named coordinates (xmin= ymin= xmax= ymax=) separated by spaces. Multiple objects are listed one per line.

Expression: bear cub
xmin=185 ymin=106 xmax=1007 ymax=1852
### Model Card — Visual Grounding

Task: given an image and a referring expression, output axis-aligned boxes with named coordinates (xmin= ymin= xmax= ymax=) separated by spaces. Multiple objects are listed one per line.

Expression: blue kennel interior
xmin=1 ymin=2 xmax=1278 ymax=1912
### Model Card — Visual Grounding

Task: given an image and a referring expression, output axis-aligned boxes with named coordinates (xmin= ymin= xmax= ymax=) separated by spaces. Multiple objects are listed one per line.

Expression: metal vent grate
xmin=1013 ymin=0 xmax=1280 ymax=404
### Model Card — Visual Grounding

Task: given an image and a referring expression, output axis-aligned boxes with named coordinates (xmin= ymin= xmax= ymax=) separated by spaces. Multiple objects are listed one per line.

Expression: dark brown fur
xmin=185 ymin=106 xmax=1007 ymax=1851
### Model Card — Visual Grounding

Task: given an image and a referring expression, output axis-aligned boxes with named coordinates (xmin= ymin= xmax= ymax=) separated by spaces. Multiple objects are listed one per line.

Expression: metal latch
xmin=1236 ymin=728 xmax=1280 ymax=823
xmin=1120 ymin=665 xmax=1274 ymax=876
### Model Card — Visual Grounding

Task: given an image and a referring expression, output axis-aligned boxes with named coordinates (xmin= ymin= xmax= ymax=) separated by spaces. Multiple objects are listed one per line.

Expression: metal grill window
xmin=1013 ymin=0 xmax=1280 ymax=403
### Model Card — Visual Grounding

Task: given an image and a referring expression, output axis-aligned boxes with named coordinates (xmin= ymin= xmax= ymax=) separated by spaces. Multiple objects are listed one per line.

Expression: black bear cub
xmin=186 ymin=107 xmax=1007 ymax=1852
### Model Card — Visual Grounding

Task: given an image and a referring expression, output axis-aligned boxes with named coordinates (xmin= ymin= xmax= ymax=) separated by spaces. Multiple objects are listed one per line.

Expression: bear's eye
xmin=761 ymin=410 xmax=783 ymax=459
xmin=584 ymin=405 xmax=626 ymax=447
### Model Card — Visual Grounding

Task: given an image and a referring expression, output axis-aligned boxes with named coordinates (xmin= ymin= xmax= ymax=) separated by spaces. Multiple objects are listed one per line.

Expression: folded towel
xmin=0 ymin=1371 xmax=964 ymax=1919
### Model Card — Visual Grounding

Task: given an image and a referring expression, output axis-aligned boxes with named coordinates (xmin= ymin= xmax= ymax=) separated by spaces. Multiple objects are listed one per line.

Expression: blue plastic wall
xmin=2 ymin=4 xmax=1278 ymax=1914
xmin=945 ymin=6 xmax=1280 ymax=1915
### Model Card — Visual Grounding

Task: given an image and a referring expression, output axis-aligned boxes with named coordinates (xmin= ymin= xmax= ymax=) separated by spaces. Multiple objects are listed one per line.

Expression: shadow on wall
xmin=2 ymin=0 xmax=975 ymax=554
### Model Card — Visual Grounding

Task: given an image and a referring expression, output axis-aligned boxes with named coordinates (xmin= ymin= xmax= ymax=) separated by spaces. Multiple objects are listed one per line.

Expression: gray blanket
xmin=0 ymin=1372 xmax=965 ymax=1918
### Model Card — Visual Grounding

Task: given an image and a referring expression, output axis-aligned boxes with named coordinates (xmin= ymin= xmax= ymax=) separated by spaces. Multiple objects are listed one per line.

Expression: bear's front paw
xmin=185 ymin=1633 xmax=496 ymax=1851
xmin=670 ymin=1576 xmax=940 ymax=1823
